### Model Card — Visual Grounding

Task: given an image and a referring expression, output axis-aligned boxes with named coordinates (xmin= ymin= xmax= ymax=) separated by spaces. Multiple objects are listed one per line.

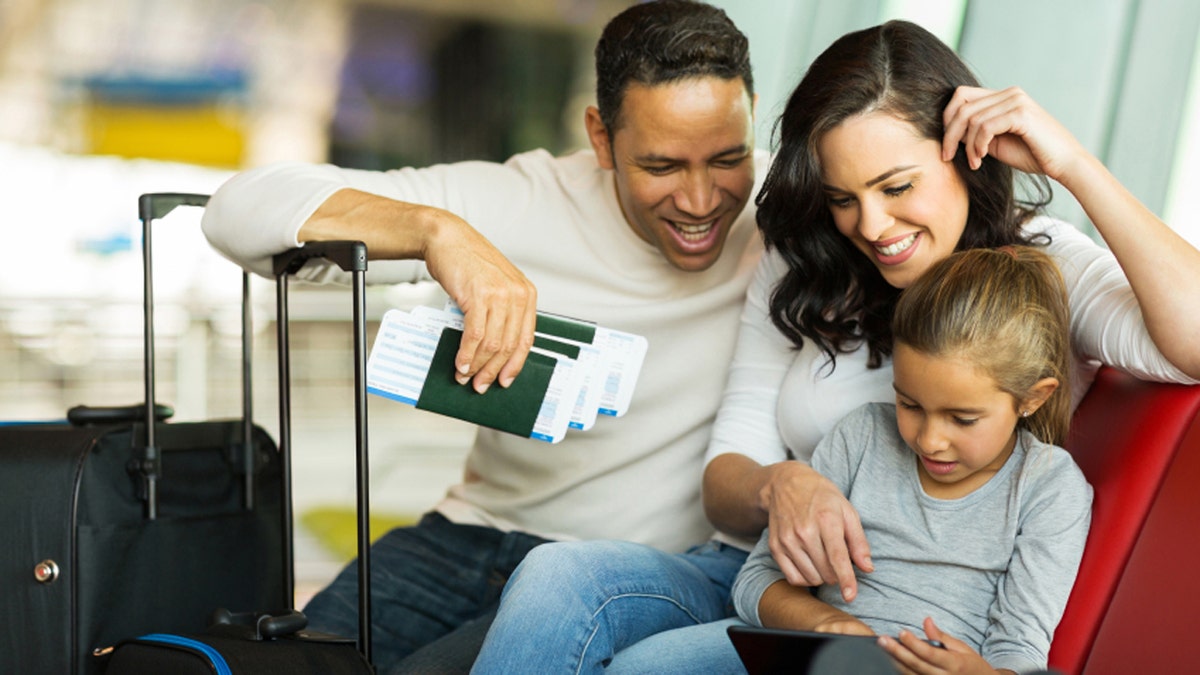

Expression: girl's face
xmin=817 ymin=111 xmax=970 ymax=290
xmin=891 ymin=343 xmax=1022 ymax=499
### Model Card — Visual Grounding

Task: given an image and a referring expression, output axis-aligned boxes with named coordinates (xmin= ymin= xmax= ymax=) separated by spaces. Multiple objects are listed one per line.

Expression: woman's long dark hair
xmin=757 ymin=20 xmax=1051 ymax=369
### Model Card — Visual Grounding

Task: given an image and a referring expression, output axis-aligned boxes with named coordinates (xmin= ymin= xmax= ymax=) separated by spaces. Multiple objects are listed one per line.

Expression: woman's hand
xmin=878 ymin=617 xmax=1004 ymax=675
xmin=941 ymin=85 xmax=1087 ymax=182
xmin=762 ymin=462 xmax=873 ymax=601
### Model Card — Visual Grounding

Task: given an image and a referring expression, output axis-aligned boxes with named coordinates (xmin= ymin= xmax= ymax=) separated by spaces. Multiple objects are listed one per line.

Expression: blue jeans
xmin=303 ymin=511 xmax=550 ymax=675
xmin=607 ymin=617 xmax=749 ymax=674
xmin=471 ymin=539 xmax=749 ymax=674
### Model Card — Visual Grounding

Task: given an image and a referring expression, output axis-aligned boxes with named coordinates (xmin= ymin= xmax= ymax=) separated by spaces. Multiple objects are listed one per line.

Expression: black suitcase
xmin=0 ymin=194 xmax=287 ymax=675
xmin=103 ymin=207 xmax=376 ymax=673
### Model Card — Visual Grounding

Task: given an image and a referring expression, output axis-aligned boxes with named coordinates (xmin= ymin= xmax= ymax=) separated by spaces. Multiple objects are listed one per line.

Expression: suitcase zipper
xmin=136 ymin=633 xmax=233 ymax=675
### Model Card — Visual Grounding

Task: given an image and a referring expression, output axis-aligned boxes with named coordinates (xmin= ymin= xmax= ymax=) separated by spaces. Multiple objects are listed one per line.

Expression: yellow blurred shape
xmin=300 ymin=506 xmax=416 ymax=563
xmin=84 ymin=102 xmax=245 ymax=168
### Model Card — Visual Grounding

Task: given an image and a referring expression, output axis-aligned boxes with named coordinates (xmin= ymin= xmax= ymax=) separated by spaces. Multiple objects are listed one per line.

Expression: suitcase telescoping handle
xmin=273 ymin=241 xmax=372 ymax=663
xmin=137 ymin=192 xmax=261 ymax=523
xmin=135 ymin=193 xmax=260 ymax=520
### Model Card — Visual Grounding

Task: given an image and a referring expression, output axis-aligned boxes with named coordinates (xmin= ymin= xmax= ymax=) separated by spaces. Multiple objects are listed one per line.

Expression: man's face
xmin=588 ymin=77 xmax=755 ymax=272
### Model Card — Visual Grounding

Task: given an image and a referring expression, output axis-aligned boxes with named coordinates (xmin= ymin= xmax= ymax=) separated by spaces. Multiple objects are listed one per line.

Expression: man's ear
xmin=585 ymin=106 xmax=615 ymax=170
xmin=1020 ymin=377 xmax=1060 ymax=416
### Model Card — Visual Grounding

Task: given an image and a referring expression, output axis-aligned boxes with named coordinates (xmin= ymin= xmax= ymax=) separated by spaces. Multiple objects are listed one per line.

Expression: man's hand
xmin=422 ymin=211 xmax=538 ymax=393
xmin=762 ymin=461 xmax=873 ymax=601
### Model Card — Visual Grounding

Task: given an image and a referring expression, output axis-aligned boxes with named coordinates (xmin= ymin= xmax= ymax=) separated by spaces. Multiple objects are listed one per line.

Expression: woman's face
xmin=817 ymin=111 xmax=970 ymax=289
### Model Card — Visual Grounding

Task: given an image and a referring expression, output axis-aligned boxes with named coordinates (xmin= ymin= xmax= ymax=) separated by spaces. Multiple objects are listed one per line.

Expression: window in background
xmin=1165 ymin=25 xmax=1200 ymax=248
xmin=881 ymin=0 xmax=967 ymax=48
xmin=328 ymin=4 xmax=589 ymax=170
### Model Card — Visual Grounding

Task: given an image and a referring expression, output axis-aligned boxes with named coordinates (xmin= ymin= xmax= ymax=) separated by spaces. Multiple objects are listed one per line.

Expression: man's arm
xmin=303 ymin=188 xmax=537 ymax=392
xmin=202 ymin=162 xmax=538 ymax=392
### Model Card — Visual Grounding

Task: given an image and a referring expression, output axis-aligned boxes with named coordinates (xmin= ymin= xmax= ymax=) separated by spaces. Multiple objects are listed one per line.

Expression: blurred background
xmin=2 ymin=0 xmax=1197 ymax=602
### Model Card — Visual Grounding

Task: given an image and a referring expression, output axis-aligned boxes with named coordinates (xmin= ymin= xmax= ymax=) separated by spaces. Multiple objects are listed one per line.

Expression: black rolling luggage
xmin=0 ymin=194 xmax=287 ymax=675
xmin=102 ymin=207 xmax=376 ymax=673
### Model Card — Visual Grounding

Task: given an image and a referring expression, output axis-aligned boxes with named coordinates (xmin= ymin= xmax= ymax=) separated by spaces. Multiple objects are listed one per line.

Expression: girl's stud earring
xmin=1021 ymin=410 xmax=1030 ymax=418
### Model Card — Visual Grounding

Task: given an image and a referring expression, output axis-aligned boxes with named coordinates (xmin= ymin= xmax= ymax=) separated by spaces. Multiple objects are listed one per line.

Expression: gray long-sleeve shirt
xmin=731 ymin=403 xmax=1093 ymax=673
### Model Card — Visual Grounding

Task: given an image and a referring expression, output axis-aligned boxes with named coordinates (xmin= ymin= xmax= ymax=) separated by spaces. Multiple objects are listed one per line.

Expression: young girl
xmin=732 ymin=246 xmax=1093 ymax=674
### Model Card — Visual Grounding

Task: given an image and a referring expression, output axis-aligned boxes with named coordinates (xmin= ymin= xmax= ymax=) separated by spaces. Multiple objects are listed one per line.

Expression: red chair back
xmin=1050 ymin=366 xmax=1200 ymax=674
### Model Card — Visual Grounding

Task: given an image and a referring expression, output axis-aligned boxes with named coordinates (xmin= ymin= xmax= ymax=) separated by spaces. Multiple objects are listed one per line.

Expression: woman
xmin=471 ymin=20 xmax=1200 ymax=674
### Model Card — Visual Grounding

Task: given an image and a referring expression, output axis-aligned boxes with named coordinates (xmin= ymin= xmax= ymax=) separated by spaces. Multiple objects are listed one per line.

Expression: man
xmin=202 ymin=1 xmax=764 ymax=671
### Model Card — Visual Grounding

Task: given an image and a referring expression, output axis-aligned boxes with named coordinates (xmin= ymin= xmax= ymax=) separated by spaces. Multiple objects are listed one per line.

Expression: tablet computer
xmin=727 ymin=625 xmax=885 ymax=674
xmin=727 ymin=624 xmax=944 ymax=674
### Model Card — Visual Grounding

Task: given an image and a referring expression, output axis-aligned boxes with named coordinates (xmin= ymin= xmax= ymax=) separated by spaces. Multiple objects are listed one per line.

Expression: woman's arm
xmin=942 ymin=85 xmax=1200 ymax=378
xmin=703 ymin=253 xmax=872 ymax=595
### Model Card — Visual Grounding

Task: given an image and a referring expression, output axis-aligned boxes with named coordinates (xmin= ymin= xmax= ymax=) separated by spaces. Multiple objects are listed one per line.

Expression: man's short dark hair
xmin=595 ymin=0 xmax=753 ymax=132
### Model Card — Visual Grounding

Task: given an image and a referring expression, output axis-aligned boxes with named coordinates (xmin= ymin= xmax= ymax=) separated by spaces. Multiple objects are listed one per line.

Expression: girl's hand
xmin=763 ymin=462 xmax=873 ymax=601
xmin=941 ymin=85 xmax=1088 ymax=183
xmin=878 ymin=617 xmax=1001 ymax=674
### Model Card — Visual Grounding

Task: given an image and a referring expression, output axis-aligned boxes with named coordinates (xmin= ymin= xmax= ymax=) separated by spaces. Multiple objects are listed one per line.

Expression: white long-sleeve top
xmin=203 ymin=148 xmax=769 ymax=552
xmin=706 ymin=215 xmax=1197 ymax=551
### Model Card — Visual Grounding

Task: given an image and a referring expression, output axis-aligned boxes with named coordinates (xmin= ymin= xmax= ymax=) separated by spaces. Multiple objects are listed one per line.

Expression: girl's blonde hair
xmin=891 ymin=247 xmax=1072 ymax=445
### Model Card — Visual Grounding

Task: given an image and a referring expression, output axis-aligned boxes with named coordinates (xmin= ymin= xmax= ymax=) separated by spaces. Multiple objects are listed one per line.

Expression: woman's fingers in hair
xmin=943 ymin=85 xmax=1082 ymax=178
xmin=942 ymin=85 xmax=1024 ymax=169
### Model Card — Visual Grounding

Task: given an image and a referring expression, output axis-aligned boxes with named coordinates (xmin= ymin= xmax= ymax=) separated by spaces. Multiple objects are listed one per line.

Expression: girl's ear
xmin=1019 ymin=377 xmax=1060 ymax=416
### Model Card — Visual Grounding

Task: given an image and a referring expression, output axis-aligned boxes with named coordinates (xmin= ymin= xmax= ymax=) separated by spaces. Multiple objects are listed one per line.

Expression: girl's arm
xmin=758 ymin=580 xmax=873 ymax=635
xmin=987 ymin=448 xmax=1093 ymax=671
xmin=942 ymin=85 xmax=1200 ymax=378
xmin=731 ymin=528 xmax=873 ymax=635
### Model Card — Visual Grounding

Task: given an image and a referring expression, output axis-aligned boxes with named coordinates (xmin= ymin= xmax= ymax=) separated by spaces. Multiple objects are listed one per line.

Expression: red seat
xmin=1050 ymin=366 xmax=1200 ymax=674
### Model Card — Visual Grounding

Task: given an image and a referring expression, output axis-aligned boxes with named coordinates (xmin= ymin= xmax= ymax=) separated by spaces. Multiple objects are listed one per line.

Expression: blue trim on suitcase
xmin=138 ymin=634 xmax=232 ymax=675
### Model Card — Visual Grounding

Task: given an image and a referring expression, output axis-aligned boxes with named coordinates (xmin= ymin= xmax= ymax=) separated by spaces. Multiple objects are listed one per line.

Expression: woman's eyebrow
xmin=822 ymin=165 xmax=919 ymax=193
xmin=865 ymin=165 xmax=917 ymax=187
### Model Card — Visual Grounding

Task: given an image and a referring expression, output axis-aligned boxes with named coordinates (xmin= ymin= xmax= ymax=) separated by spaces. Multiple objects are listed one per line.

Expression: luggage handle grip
xmin=272 ymin=240 xmax=368 ymax=277
xmin=209 ymin=608 xmax=308 ymax=640
xmin=67 ymin=403 xmax=174 ymax=426
xmin=138 ymin=193 xmax=209 ymax=222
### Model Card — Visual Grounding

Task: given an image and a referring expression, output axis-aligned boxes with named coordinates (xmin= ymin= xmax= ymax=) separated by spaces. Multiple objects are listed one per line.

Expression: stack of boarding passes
xmin=366 ymin=302 xmax=646 ymax=443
